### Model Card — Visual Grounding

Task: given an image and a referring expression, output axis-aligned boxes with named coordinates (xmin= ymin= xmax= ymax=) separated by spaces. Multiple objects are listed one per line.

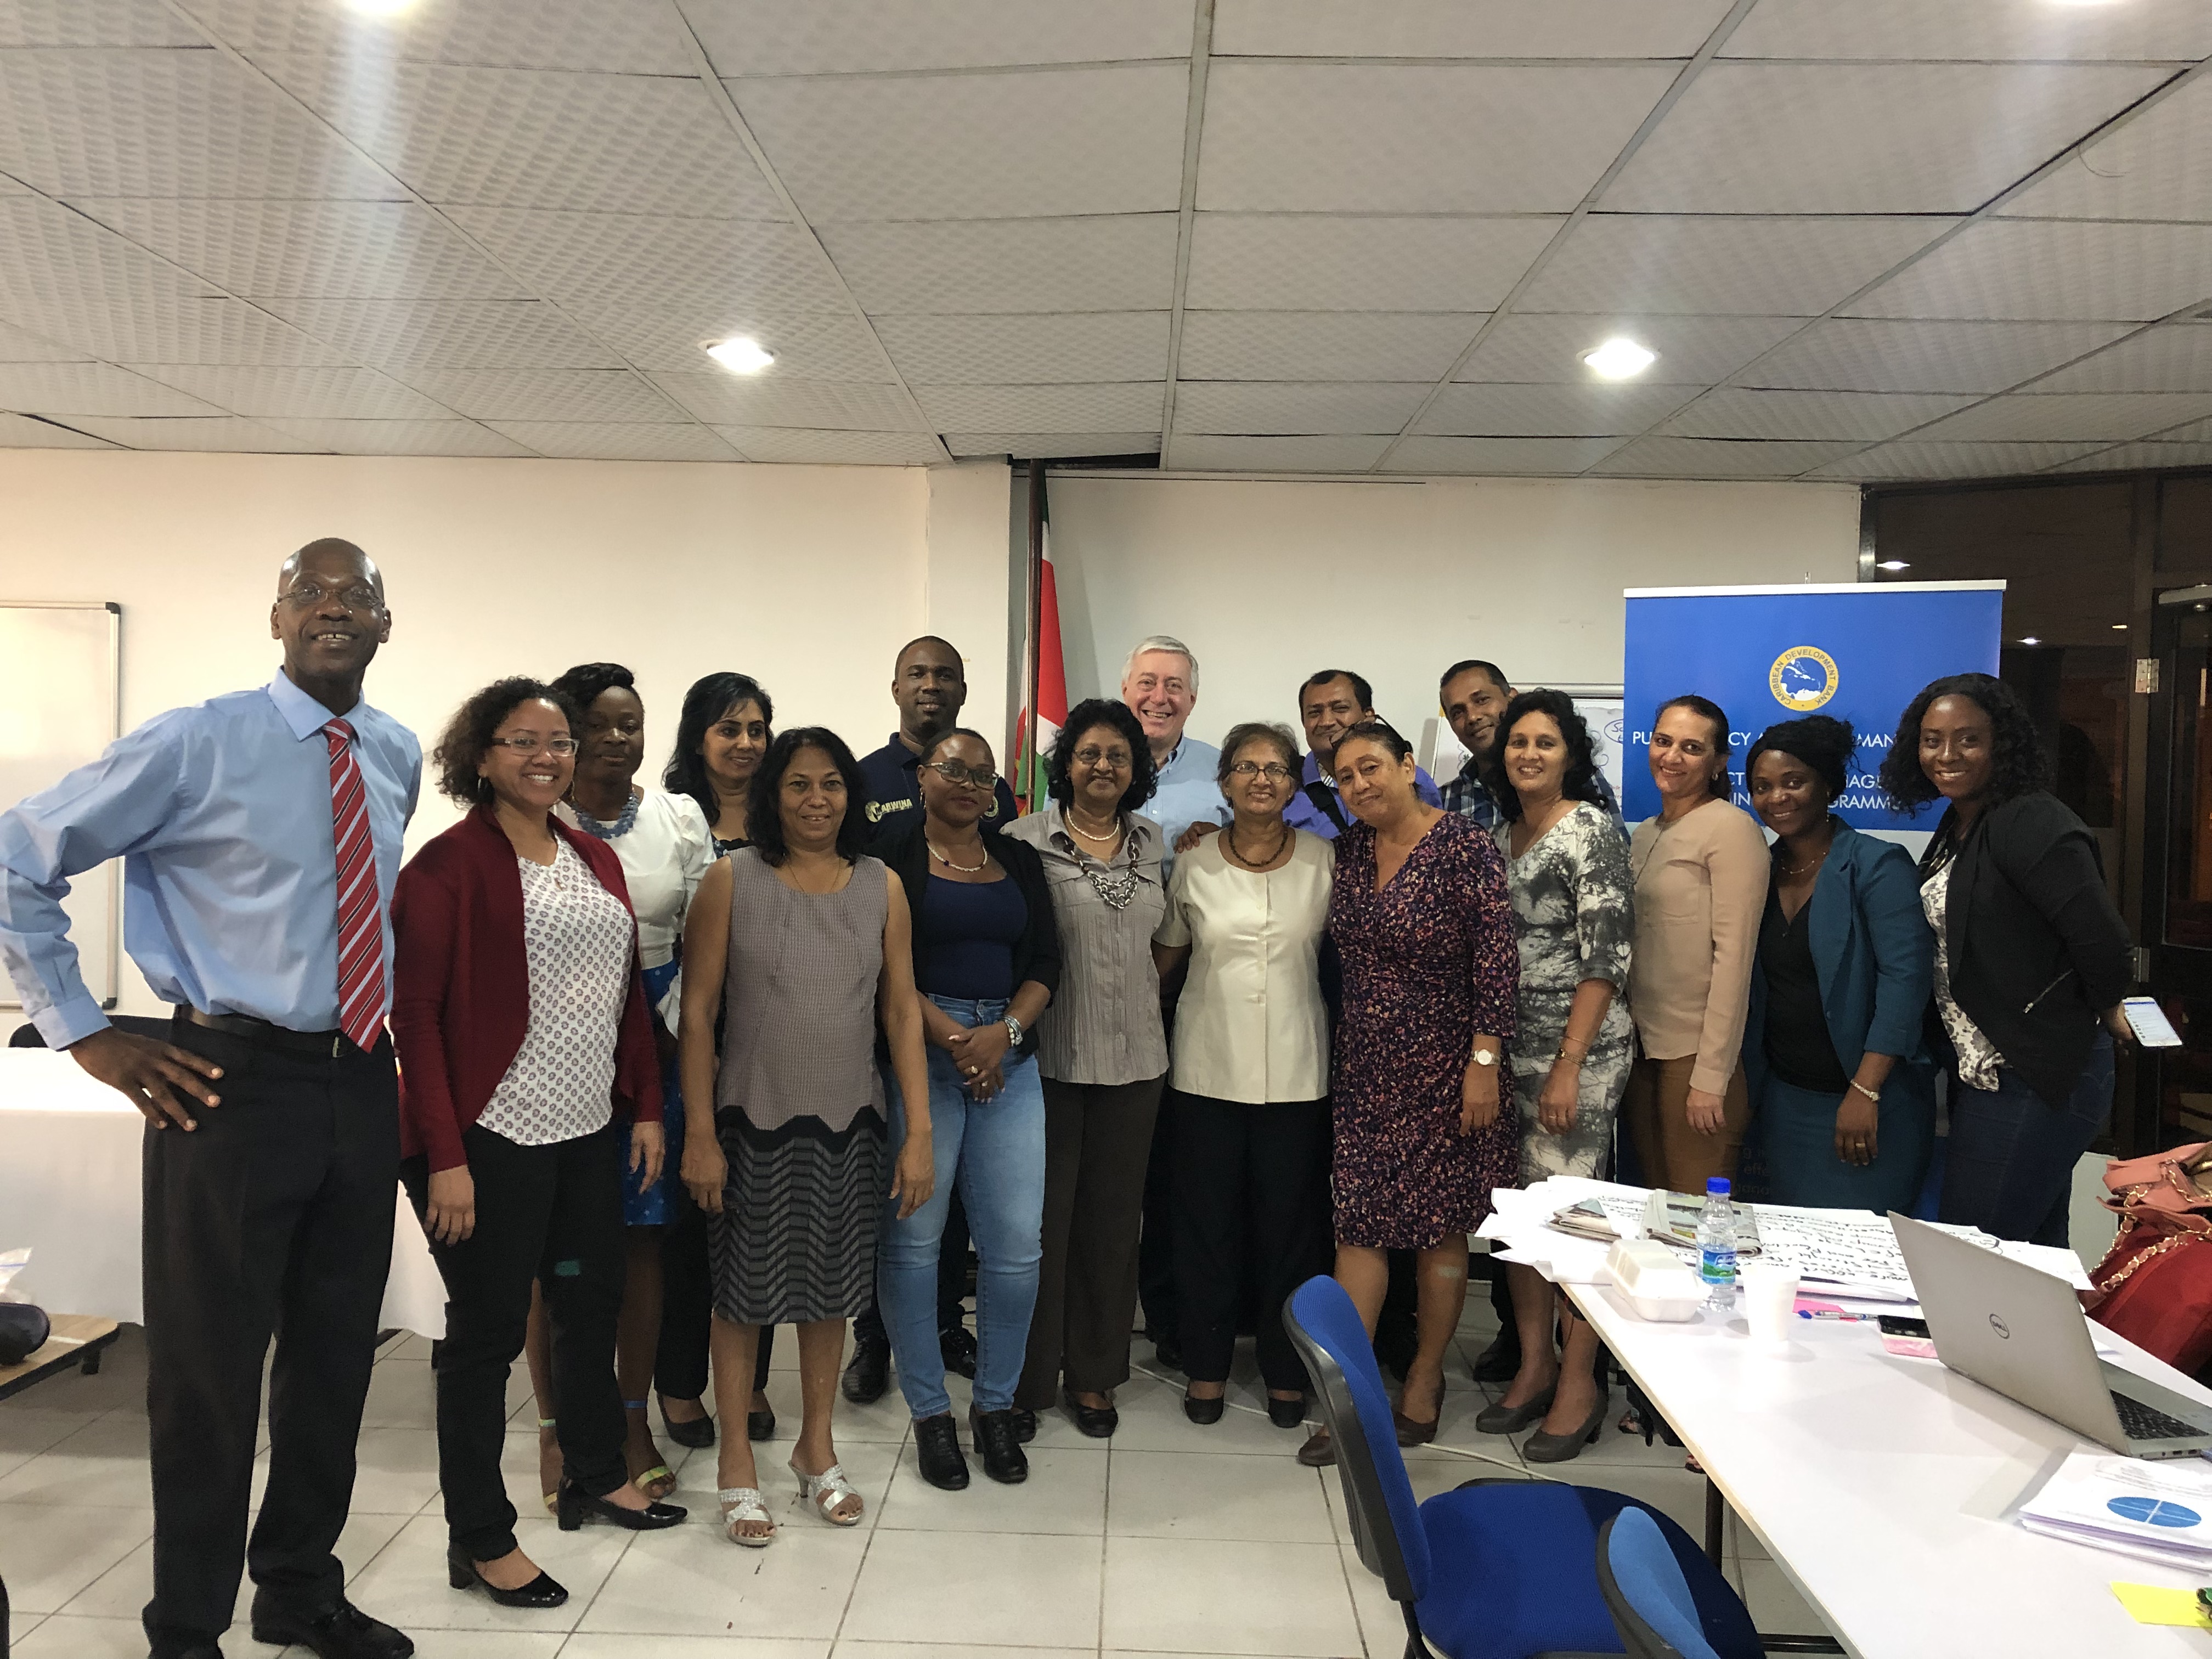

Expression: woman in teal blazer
xmin=1744 ymin=717 xmax=1936 ymax=1214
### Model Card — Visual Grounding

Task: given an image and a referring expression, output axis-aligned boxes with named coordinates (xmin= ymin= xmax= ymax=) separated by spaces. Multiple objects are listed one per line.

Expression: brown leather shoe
xmin=1296 ymin=1427 xmax=1335 ymax=1466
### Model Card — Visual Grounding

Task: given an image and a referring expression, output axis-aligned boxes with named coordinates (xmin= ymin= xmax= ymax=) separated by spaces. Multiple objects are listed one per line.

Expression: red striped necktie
xmin=324 ymin=719 xmax=385 ymax=1052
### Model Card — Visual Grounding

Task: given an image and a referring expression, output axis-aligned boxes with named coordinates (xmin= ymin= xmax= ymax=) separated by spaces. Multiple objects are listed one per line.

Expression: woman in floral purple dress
xmin=1313 ymin=720 xmax=1519 ymax=1462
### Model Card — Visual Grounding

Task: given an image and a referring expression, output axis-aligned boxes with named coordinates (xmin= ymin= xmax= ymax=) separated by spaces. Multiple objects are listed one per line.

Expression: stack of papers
xmin=2020 ymin=1452 xmax=2212 ymax=1573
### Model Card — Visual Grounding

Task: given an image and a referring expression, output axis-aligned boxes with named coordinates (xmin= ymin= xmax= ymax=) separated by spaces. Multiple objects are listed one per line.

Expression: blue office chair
xmin=1284 ymin=1274 xmax=1763 ymax=1659
xmin=1597 ymin=1508 xmax=1727 ymax=1659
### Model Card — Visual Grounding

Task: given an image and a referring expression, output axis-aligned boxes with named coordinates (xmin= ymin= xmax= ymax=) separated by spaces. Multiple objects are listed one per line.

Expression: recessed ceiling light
xmin=706 ymin=336 xmax=775 ymax=375
xmin=2019 ymin=636 xmax=2042 ymax=645
xmin=1875 ymin=559 xmax=1910 ymax=571
xmin=1582 ymin=337 xmax=1657 ymax=380
xmin=342 ymin=0 xmax=419 ymax=16
xmin=2113 ymin=622 xmax=2129 ymax=629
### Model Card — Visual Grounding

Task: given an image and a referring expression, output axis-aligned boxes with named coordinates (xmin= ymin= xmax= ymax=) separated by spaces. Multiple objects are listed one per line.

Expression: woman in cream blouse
xmin=1626 ymin=695 xmax=1769 ymax=1193
xmin=1152 ymin=722 xmax=1333 ymax=1431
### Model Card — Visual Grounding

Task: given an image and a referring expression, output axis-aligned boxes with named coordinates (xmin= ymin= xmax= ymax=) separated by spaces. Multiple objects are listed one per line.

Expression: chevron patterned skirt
xmin=708 ymin=1107 xmax=887 ymax=1325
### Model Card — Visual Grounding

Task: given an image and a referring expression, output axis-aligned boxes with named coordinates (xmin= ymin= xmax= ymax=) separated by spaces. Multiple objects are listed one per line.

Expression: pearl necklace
xmin=928 ymin=837 xmax=988 ymax=873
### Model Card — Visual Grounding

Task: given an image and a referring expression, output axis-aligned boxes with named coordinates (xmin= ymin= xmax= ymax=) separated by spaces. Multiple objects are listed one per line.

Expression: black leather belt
xmin=175 ymin=1006 xmax=356 ymax=1058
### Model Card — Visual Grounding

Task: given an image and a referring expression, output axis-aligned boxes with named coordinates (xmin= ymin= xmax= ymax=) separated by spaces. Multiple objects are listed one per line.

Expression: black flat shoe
xmin=658 ymin=1397 xmax=716 ymax=1449
xmin=915 ymin=1411 xmax=970 ymax=1490
xmin=969 ymin=1405 xmax=1030 ymax=1484
xmin=747 ymin=1405 xmax=777 ymax=1442
xmin=939 ymin=1323 xmax=979 ymax=1380
xmin=1268 ymin=1395 xmax=1306 ymax=1429
xmin=555 ymin=1480 xmax=687 ymax=1532
xmin=1183 ymin=1390 xmax=1224 ymax=1425
xmin=249 ymin=1595 xmax=414 ymax=1658
xmin=1010 ymin=1407 xmax=1038 ymax=1443
xmin=842 ymin=1334 xmax=890 ymax=1404
xmin=1064 ymin=1387 xmax=1118 ymax=1438
xmin=445 ymin=1544 xmax=567 ymax=1610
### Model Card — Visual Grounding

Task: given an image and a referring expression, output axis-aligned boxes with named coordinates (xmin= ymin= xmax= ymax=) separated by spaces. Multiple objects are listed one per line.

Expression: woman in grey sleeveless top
xmin=678 ymin=729 xmax=932 ymax=1547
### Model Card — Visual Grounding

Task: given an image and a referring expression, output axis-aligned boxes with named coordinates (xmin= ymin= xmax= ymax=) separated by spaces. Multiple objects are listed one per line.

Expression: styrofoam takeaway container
xmin=1604 ymin=1238 xmax=1705 ymax=1322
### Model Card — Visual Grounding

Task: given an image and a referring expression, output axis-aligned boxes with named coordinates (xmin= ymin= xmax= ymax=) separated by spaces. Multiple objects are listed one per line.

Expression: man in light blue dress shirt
xmin=1123 ymin=635 xmax=1227 ymax=880
xmin=0 ymin=539 xmax=420 ymax=1659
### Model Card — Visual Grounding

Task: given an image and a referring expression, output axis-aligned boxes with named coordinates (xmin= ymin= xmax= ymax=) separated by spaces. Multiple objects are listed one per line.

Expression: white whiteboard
xmin=0 ymin=603 xmax=121 ymax=1010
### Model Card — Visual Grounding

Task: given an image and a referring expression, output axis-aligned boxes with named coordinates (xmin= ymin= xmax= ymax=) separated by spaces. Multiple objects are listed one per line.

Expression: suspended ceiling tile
xmin=1605 ymin=63 xmax=2165 ymax=215
xmin=1164 ymin=433 xmax=1390 ymax=472
xmin=1180 ymin=312 xmax=1486 ymax=384
xmin=1380 ymin=436 xmax=1624 ymax=476
xmin=0 ymin=360 xmax=220 ymax=416
xmin=0 ymin=318 xmax=89 ymax=362
xmin=0 ymin=410 xmax=120 ymax=447
xmin=264 ymin=57 xmax=782 ymax=219
xmin=1803 ymin=440 xmax=2114 ymax=481
xmin=1910 ymin=391 xmax=2212 ymax=443
xmin=2 ymin=1 xmax=205 ymax=47
xmin=0 ymin=194 xmax=221 ymax=306
xmin=259 ymin=416 xmax=534 ymax=456
xmin=256 ymin=298 xmax=625 ymax=372
xmin=2047 ymin=441 xmax=2212 ymax=474
xmin=1212 ymin=0 xmax=1733 ymax=58
xmin=1186 ymin=215 xmax=1559 ymax=313
xmin=876 ymin=312 xmax=1170 ymax=386
xmin=1740 ymin=318 xmax=2137 ymax=394
xmin=1521 ymin=216 xmax=1950 ymax=317
xmin=449 ymin=209 xmax=847 ymax=317
xmin=568 ymin=308 xmax=889 ymax=381
xmin=61 ymin=413 xmax=311 ymax=450
xmin=0 ymin=49 xmax=399 ymax=200
xmin=2158 ymin=417 xmax=2212 ymax=443
xmin=689 ymin=0 xmax=1197 ymax=74
xmin=1659 ymin=388 xmax=1974 ymax=442
xmin=1723 ymin=0 xmax=2212 ymax=61
xmin=1 ymin=291 xmax=345 ymax=364
xmin=915 ymin=381 xmax=1163 ymax=433
xmin=714 ymin=427 xmax=945 ymax=466
xmin=1198 ymin=63 xmax=1675 ymax=215
xmin=119 ymin=363 xmax=448 ymax=419
xmin=1414 ymin=381 xmax=1702 ymax=437
xmin=396 ymin=368 xmax=685 ymax=422
xmin=482 ymin=421 xmax=742 ymax=462
xmin=2001 ymin=76 xmax=2212 ymax=224
xmin=1457 ymin=313 xmax=1803 ymax=386
xmin=943 ymin=431 xmax=1159 ymax=458
xmin=1846 ymin=220 xmax=2212 ymax=321
xmin=2019 ymin=324 xmax=2212 ymax=397
xmin=818 ymin=215 xmax=1180 ymax=314
xmin=729 ymin=64 xmax=1189 ymax=223
xmin=1590 ymin=436 xmax=1858 ymax=477
xmin=71 ymin=198 xmax=529 ymax=300
xmin=1171 ymin=381 xmax=1426 ymax=436
xmin=185 ymin=0 xmax=700 ymax=75
xmin=649 ymin=373 xmax=923 ymax=430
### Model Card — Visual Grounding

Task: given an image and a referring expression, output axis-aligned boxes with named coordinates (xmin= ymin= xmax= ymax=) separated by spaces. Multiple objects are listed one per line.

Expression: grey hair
xmin=1122 ymin=633 xmax=1200 ymax=693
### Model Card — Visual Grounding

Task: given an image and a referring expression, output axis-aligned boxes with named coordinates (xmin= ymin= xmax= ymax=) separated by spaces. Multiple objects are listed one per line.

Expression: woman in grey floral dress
xmin=1480 ymin=690 xmax=1635 ymax=1465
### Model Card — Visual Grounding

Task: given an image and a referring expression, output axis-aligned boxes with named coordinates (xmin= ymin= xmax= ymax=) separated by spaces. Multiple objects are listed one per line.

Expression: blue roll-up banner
xmin=1621 ymin=582 xmax=2005 ymax=831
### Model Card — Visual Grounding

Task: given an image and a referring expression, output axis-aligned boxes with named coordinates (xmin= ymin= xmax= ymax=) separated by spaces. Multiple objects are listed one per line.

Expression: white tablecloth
xmin=0 ymin=1048 xmax=445 ymax=1338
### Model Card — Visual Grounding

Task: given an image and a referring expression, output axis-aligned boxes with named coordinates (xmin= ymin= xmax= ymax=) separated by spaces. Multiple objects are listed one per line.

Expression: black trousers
xmin=1137 ymin=1087 xmax=1180 ymax=1340
xmin=1172 ymin=1094 xmax=1331 ymax=1393
xmin=141 ymin=1020 xmax=398 ymax=1657
xmin=658 ymin=1186 xmax=775 ymax=1395
xmin=401 ymin=1122 xmax=628 ymax=1562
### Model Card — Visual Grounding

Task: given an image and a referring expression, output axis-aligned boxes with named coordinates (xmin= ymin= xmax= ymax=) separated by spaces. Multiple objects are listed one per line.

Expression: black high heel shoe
xmin=555 ymin=1479 xmax=687 ymax=1532
xmin=658 ymin=1396 xmax=716 ymax=1450
xmin=447 ymin=1544 xmax=568 ymax=1609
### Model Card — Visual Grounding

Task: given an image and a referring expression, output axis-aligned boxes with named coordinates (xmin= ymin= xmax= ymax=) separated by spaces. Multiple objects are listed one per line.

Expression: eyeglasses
xmin=279 ymin=581 xmax=384 ymax=613
xmin=487 ymin=735 xmax=578 ymax=757
xmin=1073 ymin=747 xmax=1132 ymax=771
xmin=1228 ymin=761 xmax=1295 ymax=782
xmin=928 ymin=758 xmax=999 ymax=790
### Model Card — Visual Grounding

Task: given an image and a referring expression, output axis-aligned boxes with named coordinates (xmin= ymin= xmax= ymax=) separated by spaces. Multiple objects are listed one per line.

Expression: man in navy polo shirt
xmin=856 ymin=635 xmax=1018 ymax=837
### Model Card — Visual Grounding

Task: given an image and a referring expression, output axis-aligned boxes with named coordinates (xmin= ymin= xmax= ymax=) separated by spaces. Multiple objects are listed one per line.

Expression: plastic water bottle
xmin=1697 ymin=1177 xmax=1737 ymax=1313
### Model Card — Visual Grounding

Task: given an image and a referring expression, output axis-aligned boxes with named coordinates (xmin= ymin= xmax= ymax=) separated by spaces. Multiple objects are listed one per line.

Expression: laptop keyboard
xmin=2114 ymin=1390 xmax=2203 ymax=1442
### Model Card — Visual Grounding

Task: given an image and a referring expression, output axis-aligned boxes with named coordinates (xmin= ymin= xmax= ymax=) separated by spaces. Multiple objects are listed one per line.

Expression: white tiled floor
xmin=1 ymin=1293 xmax=1832 ymax=1657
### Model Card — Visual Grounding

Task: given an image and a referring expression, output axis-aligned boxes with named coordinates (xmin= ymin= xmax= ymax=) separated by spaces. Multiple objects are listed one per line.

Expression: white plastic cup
xmin=1740 ymin=1261 xmax=1802 ymax=1346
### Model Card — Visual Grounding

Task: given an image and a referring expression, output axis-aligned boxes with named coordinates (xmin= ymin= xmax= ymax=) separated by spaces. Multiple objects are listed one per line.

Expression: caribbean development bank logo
xmin=1769 ymin=646 xmax=1839 ymax=711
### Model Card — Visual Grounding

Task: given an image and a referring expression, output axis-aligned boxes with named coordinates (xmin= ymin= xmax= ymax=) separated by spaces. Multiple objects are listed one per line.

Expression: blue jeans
xmin=880 ymin=995 xmax=1046 ymax=1418
xmin=1939 ymin=1030 xmax=2112 ymax=1248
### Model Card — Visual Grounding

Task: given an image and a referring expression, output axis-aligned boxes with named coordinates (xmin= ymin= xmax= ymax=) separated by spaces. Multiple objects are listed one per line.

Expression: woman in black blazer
xmin=1879 ymin=674 xmax=2131 ymax=1245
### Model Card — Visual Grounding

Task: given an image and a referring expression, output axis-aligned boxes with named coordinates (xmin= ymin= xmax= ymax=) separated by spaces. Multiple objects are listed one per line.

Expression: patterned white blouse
xmin=1920 ymin=852 xmax=2004 ymax=1091
xmin=477 ymin=836 xmax=635 ymax=1146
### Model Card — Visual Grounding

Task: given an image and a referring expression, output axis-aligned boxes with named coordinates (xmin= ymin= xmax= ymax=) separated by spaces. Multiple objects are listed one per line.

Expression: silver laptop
xmin=1889 ymin=1213 xmax=2212 ymax=1460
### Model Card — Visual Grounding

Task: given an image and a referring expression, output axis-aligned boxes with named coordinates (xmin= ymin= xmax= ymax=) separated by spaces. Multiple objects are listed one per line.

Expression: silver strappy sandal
xmin=718 ymin=1485 xmax=775 ymax=1547
xmin=790 ymin=1459 xmax=863 ymax=1526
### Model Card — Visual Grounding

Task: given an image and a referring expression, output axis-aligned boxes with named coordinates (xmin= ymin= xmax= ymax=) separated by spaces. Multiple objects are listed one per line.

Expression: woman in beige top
xmin=1625 ymin=695 xmax=1769 ymax=1193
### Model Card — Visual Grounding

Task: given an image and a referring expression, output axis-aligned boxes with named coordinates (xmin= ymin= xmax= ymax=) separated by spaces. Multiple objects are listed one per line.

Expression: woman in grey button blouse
xmin=1003 ymin=699 xmax=1167 ymax=1439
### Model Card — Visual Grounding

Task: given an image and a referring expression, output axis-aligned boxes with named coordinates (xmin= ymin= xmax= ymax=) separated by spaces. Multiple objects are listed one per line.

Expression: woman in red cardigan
xmin=392 ymin=677 xmax=684 ymax=1612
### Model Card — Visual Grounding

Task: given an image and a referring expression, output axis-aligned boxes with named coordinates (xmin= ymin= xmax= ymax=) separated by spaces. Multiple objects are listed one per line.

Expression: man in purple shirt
xmin=1284 ymin=669 xmax=1441 ymax=838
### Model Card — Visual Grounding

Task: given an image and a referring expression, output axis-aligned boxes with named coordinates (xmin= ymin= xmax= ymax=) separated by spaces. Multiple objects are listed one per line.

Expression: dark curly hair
xmin=432 ymin=677 xmax=582 ymax=808
xmin=548 ymin=660 xmax=636 ymax=718
xmin=747 ymin=727 xmax=870 ymax=866
xmin=1655 ymin=693 xmax=1734 ymax=801
xmin=1878 ymin=672 xmax=2050 ymax=817
xmin=1047 ymin=698 xmax=1158 ymax=815
xmin=1747 ymin=715 xmax=1856 ymax=807
xmin=1483 ymin=689 xmax=1602 ymax=823
xmin=663 ymin=671 xmax=774 ymax=826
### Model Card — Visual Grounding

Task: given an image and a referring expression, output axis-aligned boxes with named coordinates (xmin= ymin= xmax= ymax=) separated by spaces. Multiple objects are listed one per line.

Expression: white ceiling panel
xmin=1910 ymin=391 xmax=2212 ymax=443
xmin=0 ymin=409 xmax=117 ymax=446
xmin=715 ymin=427 xmax=945 ymax=466
xmin=260 ymin=416 xmax=533 ymax=456
xmin=2 ymin=294 xmax=345 ymax=365
xmin=2 ymin=1 xmax=202 ymax=48
xmin=1164 ymin=435 xmax=1393 ymax=472
xmin=730 ymin=64 xmax=1189 ymax=224
xmin=1186 ymin=216 xmax=1559 ymax=313
xmin=0 ymin=360 xmax=218 ymax=416
xmin=943 ymin=432 xmax=1158 ymax=458
xmin=186 ymin=0 xmax=700 ymax=75
xmin=687 ymin=0 xmax=1196 ymax=75
xmin=2025 ymin=325 xmax=2212 ymax=394
xmin=264 ymin=57 xmax=782 ymax=219
xmin=256 ymin=298 xmax=625 ymax=372
xmin=1415 ymin=381 xmax=1703 ymax=437
xmin=1847 ymin=221 xmax=2212 ymax=321
xmin=0 ymin=50 xmax=399 ymax=200
xmin=650 ymin=373 xmax=923 ymax=430
xmin=1198 ymin=63 xmax=1675 ymax=215
xmin=1213 ymin=0 xmax=1733 ymax=59
xmin=1180 ymin=313 xmax=1485 ymax=383
xmin=1804 ymin=440 xmax=2113 ymax=481
xmin=2000 ymin=75 xmax=2212 ymax=224
xmin=1520 ymin=216 xmax=1950 ymax=316
xmin=1591 ymin=436 xmax=1858 ymax=476
xmin=1381 ymin=436 xmax=1624 ymax=475
xmin=1739 ymin=318 xmax=2136 ymax=394
xmin=122 ymin=363 xmax=448 ymax=419
xmin=62 ymin=413 xmax=309 ymax=450
xmin=72 ymin=198 xmax=528 ymax=300
xmin=483 ymin=420 xmax=741 ymax=461
xmin=1172 ymin=381 xmax=1427 ymax=436
xmin=1660 ymin=387 xmax=1975 ymax=442
xmin=2156 ymin=417 xmax=2212 ymax=443
xmin=0 ymin=194 xmax=219 ymax=304
xmin=1605 ymin=63 xmax=2163 ymax=215
xmin=876 ymin=312 xmax=1170 ymax=386
xmin=0 ymin=318 xmax=87 ymax=361
xmin=1457 ymin=313 xmax=1802 ymax=386
xmin=916 ymin=382 xmax=1164 ymax=433
xmin=2049 ymin=441 xmax=2212 ymax=474
xmin=819 ymin=216 xmax=1180 ymax=315
xmin=568 ymin=309 xmax=889 ymax=381
xmin=449 ymin=210 xmax=847 ymax=315
xmin=1723 ymin=0 xmax=2212 ymax=62
xmin=386 ymin=369 xmax=684 ymax=423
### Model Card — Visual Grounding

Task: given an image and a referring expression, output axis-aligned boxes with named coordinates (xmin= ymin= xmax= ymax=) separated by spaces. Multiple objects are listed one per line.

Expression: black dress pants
xmin=1172 ymin=1094 xmax=1331 ymax=1393
xmin=402 ymin=1122 xmax=628 ymax=1563
xmin=141 ymin=1021 xmax=398 ymax=1658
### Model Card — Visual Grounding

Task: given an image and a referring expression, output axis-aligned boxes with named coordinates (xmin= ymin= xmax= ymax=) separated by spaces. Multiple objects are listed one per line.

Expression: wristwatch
xmin=1004 ymin=1015 xmax=1025 ymax=1049
xmin=1470 ymin=1047 xmax=1498 ymax=1068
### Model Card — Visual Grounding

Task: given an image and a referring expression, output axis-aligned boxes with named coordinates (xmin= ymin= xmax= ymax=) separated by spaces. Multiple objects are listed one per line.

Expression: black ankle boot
xmin=969 ymin=1406 xmax=1030 ymax=1483
xmin=915 ymin=1412 xmax=970 ymax=1489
